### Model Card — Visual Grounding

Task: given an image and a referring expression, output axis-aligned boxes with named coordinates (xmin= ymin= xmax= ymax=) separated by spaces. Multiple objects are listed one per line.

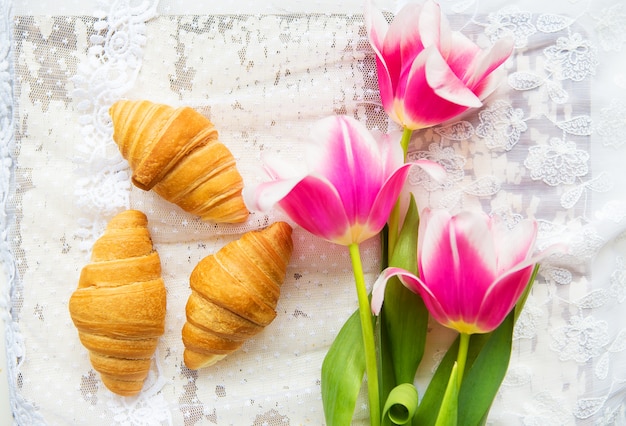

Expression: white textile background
xmin=1 ymin=0 xmax=626 ymax=425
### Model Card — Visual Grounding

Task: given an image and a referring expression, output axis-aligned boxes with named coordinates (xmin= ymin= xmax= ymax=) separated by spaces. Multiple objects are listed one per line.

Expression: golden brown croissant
xmin=109 ymin=99 xmax=249 ymax=224
xmin=69 ymin=210 xmax=167 ymax=396
xmin=182 ymin=221 xmax=294 ymax=369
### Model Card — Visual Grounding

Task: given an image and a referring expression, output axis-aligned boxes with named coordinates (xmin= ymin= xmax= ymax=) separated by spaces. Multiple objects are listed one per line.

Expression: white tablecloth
xmin=1 ymin=0 xmax=625 ymax=424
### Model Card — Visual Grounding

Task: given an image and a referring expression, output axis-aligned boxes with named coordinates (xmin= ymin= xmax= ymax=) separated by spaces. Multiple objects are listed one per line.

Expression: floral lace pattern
xmin=550 ymin=316 xmax=610 ymax=363
xmin=409 ymin=3 xmax=626 ymax=424
xmin=485 ymin=6 xmax=537 ymax=48
xmin=544 ymin=33 xmax=598 ymax=82
xmin=0 ymin=1 xmax=45 ymax=423
xmin=475 ymin=100 xmax=527 ymax=151
xmin=524 ymin=137 xmax=589 ymax=186
xmin=1 ymin=0 xmax=626 ymax=425
xmin=71 ymin=0 xmax=157 ymax=249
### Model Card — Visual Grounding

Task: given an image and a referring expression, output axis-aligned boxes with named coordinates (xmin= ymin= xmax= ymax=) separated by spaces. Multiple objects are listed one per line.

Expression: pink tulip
xmin=366 ymin=0 xmax=514 ymax=130
xmin=372 ymin=209 xmax=546 ymax=334
xmin=245 ymin=115 xmax=445 ymax=246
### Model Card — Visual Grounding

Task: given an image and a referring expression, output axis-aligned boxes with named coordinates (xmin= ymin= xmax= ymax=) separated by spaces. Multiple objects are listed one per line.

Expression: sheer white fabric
xmin=1 ymin=0 xmax=625 ymax=424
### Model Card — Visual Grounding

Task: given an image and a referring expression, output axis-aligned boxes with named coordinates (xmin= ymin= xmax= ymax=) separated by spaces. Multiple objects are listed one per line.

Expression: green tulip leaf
xmin=321 ymin=308 xmax=366 ymax=425
xmin=413 ymin=332 xmax=490 ymax=426
xmin=378 ymin=317 xmax=398 ymax=411
xmin=515 ymin=264 xmax=540 ymax=323
xmin=412 ymin=336 xmax=457 ymax=426
xmin=388 ymin=194 xmax=420 ymax=272
xmin=458 ymin=311 xmax=514 ymax=424
xmin=381 ymin=195 xmax=429 ymax=388
xmin=434 ymin=363 xmax=458 ymax=426
xmin=382 ymin=383 xmax=419 ymax=425
xmin=414 ymin=265 xmax=541 ymax=425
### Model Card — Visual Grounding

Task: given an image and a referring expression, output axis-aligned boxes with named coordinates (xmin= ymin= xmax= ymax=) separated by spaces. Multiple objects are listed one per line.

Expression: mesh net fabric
xmin=1 ymin=0 xmax=626 ymax=425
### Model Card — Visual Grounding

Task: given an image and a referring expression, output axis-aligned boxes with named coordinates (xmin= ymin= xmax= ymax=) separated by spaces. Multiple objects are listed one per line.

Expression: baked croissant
xmin=109 ymin=99 xmax=249 ymax=224
xmin=182 ymin=221 xmax=293 ymax=369
xmin=69 ymin=210 xmax=167 ymax=396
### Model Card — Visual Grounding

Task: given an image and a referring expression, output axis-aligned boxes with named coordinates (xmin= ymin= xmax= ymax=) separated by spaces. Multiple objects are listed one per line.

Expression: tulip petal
xmin=425 ymin=47 xmax=483 ymax=108
xmin=373 ymin=267 xmax=453 ymax=330
xmin=243 ymin=151 xmax=309 ymax=212
xmin=419 ymin=210 xmax=499 ymax=288
xmin=416 ymin=208 xmax=450 ymax=266
xmin=476 ymin=265 xmax=535 ymax=332
xmin=418 ymin=210 xmax=499 ymax=322
xmin=466 ymin=37 xmax=515 ymax=92
xmin=372 ymin=267 xmax=436 ymax=314
xmin=369 ymin=66 xmax=394 ymax=117
xmin=371 ymin=267 xmax=394 ymax=315
xmin=471 ymin=68 xmax=506 ymax=105
xmin=444 ymin=32 xmax=482 ymax=81
xmin=417 ymin=0 xmax=441 ymax=48
xmin=398 ymin=49 xmax=476 ymax=128
xmin=367 ymin=164 xmax=413 ymax=237
xmin=364 ymin=0 xmax=388 ymax=53
xmin=492 ymin=218 xmax=537 ymax=274
xmin=368 ymin=1 xmax=445 ymax=126
xmin=277 ymin=174 xmax=352 ymax=243
xmin=450 ymin=211 xmax=499 ymax=280
xmin=477 ymin=243 xmax=566 ymax=332
xmin=413 ymin=158 xmax=447 ymax=183
xmin=247 ymin=177 xmax=303 ymax=213
xmin=378 ymin=130 xmax=407 ymax=175
xmin=365 ymin=2 xmax=396 ymax=112
xmin=436 ymin=3 xmax=453 ymax=57
xmin=384 ymin=3 xmax=425 ymax=76
xmin=262 ymin=151 xmax=309 ymax=181
xmin=307 ymin=116 xmax=390 ymax=227
xmin=367 ymin=159 xmax=444 ymax=240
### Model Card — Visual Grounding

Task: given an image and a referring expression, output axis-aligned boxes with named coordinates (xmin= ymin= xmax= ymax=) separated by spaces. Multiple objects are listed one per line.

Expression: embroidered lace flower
xmin=476 ymin=100 xmax=527 ymax=151
xmin=524 ymin=137 xmax=589 ymax=186
xmin=3 ymin=0 xmax=626 ymax=424
xmin=407 ymin=142 xmax=466 ymax=191
xmin=485 ymin=6 xmax=537 ymax=49
xmin=543 ymin=33 xmax=598 ymax=82
xmin=550 ymin=315 xmax=610 ymax=363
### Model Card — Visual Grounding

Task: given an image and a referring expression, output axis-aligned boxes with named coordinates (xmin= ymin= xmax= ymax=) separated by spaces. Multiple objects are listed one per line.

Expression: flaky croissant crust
xmin=109 ymin=99 xmax=249 ymax=223
xmin=182 ymin=221 xmax=294 ymax=369
xmin=69 ymin=210 xmax=167 ymax=396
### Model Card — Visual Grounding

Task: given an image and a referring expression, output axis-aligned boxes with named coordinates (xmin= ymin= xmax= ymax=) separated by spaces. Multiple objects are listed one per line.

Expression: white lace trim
xmin=2 ymin=2 xmax=626 ymax=424
xmin=71 ymin=0 xmax=158 ymax=251
xmin=1 ymin=0 xmax=162 ymax=422
xmin=70 ymin=0 xmax=175 ymax=422
xmin=0 ymin=0 xmax=48 ymax=423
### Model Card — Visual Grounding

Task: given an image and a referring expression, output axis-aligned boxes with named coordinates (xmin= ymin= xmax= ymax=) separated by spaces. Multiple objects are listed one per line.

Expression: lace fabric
xmin=1 ymin=0 xmax=626 ymax=424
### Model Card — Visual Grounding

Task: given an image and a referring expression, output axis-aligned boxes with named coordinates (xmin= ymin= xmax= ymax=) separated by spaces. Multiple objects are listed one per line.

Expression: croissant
xmin=68 ymin=210 xmax=167 ymax=396
xmin=109 ymin=99 xmax=249 ymax=223
xmin=182 ymin=221 xmax=294 ymax=369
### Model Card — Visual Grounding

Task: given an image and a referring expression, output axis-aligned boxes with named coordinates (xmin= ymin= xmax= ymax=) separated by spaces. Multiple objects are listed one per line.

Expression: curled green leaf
xmin=382 ymin=383 xmax=419 ymax=426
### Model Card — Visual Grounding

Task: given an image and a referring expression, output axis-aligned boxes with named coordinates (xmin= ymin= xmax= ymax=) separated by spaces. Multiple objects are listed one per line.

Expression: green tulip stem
xmin=456 ymin=333 xmax=471 ymax=390
xmin=348 ymin=242 xmax=381 ymax=426
xmin=387 ymin=127 xmax=414 ymax=255
xmin=400 ymin=127 xmax=413 ymax=160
